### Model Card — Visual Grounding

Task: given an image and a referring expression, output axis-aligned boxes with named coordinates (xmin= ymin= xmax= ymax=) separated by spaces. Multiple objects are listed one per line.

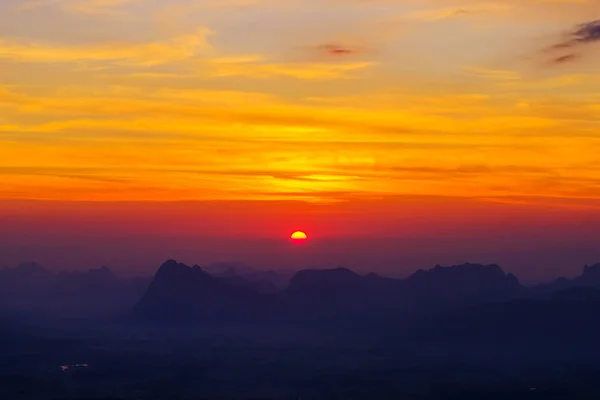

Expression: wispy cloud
xmin=571 ymin=20 xmax=600 ymax=45
xmin=318 ymin=44 xmax=360 ymax=56
xmin=209 ymin=56 xmax=374 ymax=80
xmin=552 ymin=53 xmax=581 ymax=64
xmin=402 ymin=3 xmax=512 ymax=22
xmin=547 ymin=19 xmax=600 ymax=64
xmin=17 ymin=0 xmax=146 ymax=14
xmin=0 ymin=29 xmax=213 ymax=66
xmin=463 ymin=66 xmax=522 ymax=82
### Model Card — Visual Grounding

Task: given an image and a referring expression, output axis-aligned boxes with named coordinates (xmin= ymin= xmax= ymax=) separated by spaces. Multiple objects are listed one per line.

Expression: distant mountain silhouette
xmin=202 ymin=262 xmax=290 ymax=292
xmin=0 ymin=263 xmax=150 ymax=317
xmin=7 ymin=258 xmax=600 ymax=325
xmin=282 ymin=267 xmax=402 ymax=321
xmin=0 ymin=263 xmax=56 ymax=310
xmin=9 ymin=259 xmax=600 ymax=400
xmin=1 ymin=262 xmax=54 ymax=285
xmin=287 ymin=267 xmax=365 ymax=295
xmin=279 ymin=263 xmax=523 ymax=322
xmin=134 ymin=260 xmax=276 ymax=321
xmin=404 ymin=263 xmax=522 ymax=308
xmin=529 ymin=263 xmax=600 ymax=298
xmin=136 ymin=261 xmax=528 ymax=323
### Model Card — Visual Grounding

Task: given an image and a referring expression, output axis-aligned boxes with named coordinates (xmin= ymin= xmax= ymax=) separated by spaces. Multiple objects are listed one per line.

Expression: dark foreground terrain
xmin=4 ymin=261 xmax=600 ymax=399
xmin=3 ymin=316 xmax=600 ymax=400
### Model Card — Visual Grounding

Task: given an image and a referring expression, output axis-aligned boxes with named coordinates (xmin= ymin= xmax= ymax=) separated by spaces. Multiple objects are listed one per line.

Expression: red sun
xmin=290 ymin=231 xmax=308 ymax=243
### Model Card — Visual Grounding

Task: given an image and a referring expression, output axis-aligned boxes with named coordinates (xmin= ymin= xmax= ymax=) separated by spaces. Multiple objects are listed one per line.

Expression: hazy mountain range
xmin=4 ymin=260 xmax=600 ymax=399
xmin=133 ymin=260 xmax=600 ymax=325
xmin=3 ymin=260 xmax=600 ymax=324
xmin=0 ymin=263 xmax=150 ymax=317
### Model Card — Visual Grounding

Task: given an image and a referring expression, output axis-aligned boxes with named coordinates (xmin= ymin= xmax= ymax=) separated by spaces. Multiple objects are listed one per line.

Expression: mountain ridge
xmin=133 ymin=260 xmax=600 ymax=322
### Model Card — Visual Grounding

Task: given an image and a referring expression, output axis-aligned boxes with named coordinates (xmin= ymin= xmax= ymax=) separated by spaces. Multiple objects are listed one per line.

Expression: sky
xmin=1 ymin=0 xmax=600 ymax=281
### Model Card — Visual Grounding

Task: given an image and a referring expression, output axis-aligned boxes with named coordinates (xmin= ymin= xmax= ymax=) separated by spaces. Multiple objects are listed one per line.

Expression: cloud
xmin=552 ymin=53 xmax=581 ymax=64
xmin=16 ymin=0 xmax=146 ymax=14
xmin=401 ymin=3 xmax=512 ymax=22
xmin=209 ymin=56 xmax=374 ymax=80
xmin=464 ymin=66 xmax=521 ymax=82
xmin=318 ymin=44 xmax=359 ymax=56
xmin=547 ymin=19 xmax=600 ymax=64
xmin=0 ymin=83 xmax=570 ymax=141
xmin=0 ymin=29 xmax=212 ymax=66
xmin=64 ymin=0 xmax=146 ymax=15
xmin=0 ymin=166 xmax=128 ymax=183
xmin=572 ymin=20 xmax=600 ymax=44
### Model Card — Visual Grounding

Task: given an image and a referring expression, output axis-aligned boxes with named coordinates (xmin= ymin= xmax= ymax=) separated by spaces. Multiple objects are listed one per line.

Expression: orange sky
xmin=2 ymin=197 xmax=600 ymax=282
xmin=1 ymin=1 xmax=600 ymax=278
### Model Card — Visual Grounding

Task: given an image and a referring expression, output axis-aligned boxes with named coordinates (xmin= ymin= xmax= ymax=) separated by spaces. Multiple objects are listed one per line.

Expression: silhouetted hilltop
xmin=135 ymin=261 xmax=535 ymax=322
xmin=134 ymin=260 xmax=275 ymax=321
xmin=6 ymin=258 xmax=600 ymax=324
xmin=8 ymin=260 xmax=600 ymax=400
xmin=137 ymin=262 xmax=387 ymax=323
xmin=406 ymin=263 xmax=522 ymax=303
xmin=154 ymin=259 xmax=211 ymax=282
xmin=578 ymin=263 xmax=600 ymax=285
xmin=13 ymin=261 xmax=50 ymax=275
xmin=530 ymin=263 xmax=600 ymax=298
xmin=89 ymin=265 xmax=119 ymax=281
xmin=279 ymin=263 xmax=523 ymax=322
xmin=1 ymin=262 xmax=54 ymax=284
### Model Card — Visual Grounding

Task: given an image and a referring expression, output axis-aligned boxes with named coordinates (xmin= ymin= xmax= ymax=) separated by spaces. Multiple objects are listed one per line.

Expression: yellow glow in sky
xmin=1 ymin=0 xmax=600 ymax=205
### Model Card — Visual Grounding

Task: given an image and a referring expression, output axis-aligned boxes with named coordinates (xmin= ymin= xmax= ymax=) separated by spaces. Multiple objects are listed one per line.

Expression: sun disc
xmin=291 ymin=231 xmax=307 ymax=240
